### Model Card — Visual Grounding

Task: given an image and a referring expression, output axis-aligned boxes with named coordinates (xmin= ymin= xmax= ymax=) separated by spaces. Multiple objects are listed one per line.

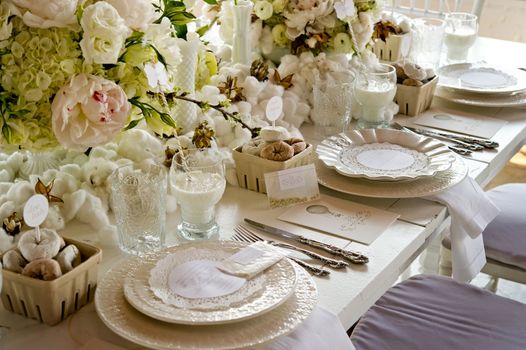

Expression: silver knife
xmin=407 ymin=126 xmax=498 ymax=149
xmin=244 ymin=218 xmax=369 ymax=264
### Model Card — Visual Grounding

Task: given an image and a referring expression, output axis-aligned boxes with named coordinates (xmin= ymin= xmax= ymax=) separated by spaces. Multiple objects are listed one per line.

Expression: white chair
xmin=391 ymin=0 xmax=485 ymax=19
xmin=439 ymin=183 xmax=526 ymax=291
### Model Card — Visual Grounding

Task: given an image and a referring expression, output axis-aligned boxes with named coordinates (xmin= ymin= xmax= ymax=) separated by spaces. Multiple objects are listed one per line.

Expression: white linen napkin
xmin=427 ymin=176 xmax=500 ymax=282
xmin=262 ymin=306 xmax=356 ymax=350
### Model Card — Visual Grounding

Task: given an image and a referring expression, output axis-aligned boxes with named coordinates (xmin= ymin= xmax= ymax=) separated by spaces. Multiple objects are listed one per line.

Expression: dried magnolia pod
xmin=403 ymin=62 xmax=427 ymax=81
xmin=250 ymin=58 xmax=269 ymax=82
xmin=285 ymin=138 xmax=307 ymax=154
xmin=260 ymin=141 xmax=295 ymax=161
xmin=2 ymin=212 xmax=23 ymax=236
xmin=22 ymin=258 xmax=62 ymax=281
xmin=403 ymin=78 xmax=424 ymax=87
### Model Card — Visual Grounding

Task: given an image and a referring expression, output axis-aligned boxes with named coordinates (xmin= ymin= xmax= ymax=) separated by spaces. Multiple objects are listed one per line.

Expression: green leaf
xmin=203 ymin=0 xmax=217 ymax=4
xmin=2 ymin=124 xmax=12 ymax=143
xmin=196 ymin=24 xmax=210 ymax=37
xmin=124 ymin=118 xmax=142 ymax=130
xmin=159 ymin=113 xmax=176 ymax=128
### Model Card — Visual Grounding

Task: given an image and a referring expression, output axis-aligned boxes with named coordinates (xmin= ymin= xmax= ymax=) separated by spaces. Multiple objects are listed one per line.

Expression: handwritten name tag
xmin=23 ymin=194 xmax=49 ymax=227
xmin=266 ymin=96 xmax=283 ymax=123
xmin=264 ymin=164 xmax=320 ymax=208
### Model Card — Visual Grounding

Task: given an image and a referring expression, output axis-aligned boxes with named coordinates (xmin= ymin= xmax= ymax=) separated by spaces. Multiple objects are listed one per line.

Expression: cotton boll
xmin=63 ymin=190 xmax=111 ymax=230
xmin=117 ymin=129 xmax=164 ymax=162
xmin=259 ymin=84 xmax=284 ymax=100
xmin=0 ymin=169 xmax=13 ymax=182
xmin=0 ymin=183 xmax=11 ymax=195
xmin=89 ymin=146 xmax=118 ymax=160
xmin=236 ymin=101 xmax=253 ymax=116
xmin=0 ymin=228 xmax=14 ymax=254
xmin=72 ymin=153 xmax=89 ymax=166
xmin=6 ymin=182 xmax=33 ymax=205
xmin=59 ymin=164 xmax=82 ymax=179
xmin=282 ymin=97 xmax=298 ymax=118
xmin=0 ymin=201 xmax=16 ymax=222
xmin=214 ymin=118 xmax=234 ymax=137
xmin=6 ymin=152 xmax=24 ymax=172
xmin=41 ymin=205 xmax=65 ymax=231
xmin=115 ymin=158 xmax=133 ymax=168
xmin=243 ymin=76 xmax=266 ymax=98
xmin=51 ymin=173 xmax=80 ymax=197
xmin=82 ymin=158 xmax=118 ymax=188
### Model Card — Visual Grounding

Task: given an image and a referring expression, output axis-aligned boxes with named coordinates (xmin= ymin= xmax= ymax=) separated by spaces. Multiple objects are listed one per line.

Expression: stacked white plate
xmin=94 ymin=241 xmax=318 ymax=350
xmin=436 ymin=63 xmax=526 ymax=108
xmin=316 ymin=128 xmax=468 ymax=198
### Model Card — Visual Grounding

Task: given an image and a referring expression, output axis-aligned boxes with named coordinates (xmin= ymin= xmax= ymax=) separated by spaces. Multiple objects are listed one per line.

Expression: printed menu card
xmin=278 ymin=195 xmax=399 ymax=245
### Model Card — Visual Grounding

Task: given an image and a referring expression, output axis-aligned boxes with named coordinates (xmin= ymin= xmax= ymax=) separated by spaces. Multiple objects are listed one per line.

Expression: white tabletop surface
xmin=1 ymin=36 xmax=526 ymax=348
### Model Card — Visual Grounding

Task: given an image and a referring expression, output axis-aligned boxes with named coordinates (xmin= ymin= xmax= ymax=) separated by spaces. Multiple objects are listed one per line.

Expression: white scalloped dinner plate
xmin=438 ymin=63 xmax=526 ymax=94
xmin=316 ymin=129 xmax=455 ymax=181
xmin=316 ymin=154 xmax=468 ymax=198
xmin=122 ymin=241 xmax=297 ymax=325
xmin=95 ymin=244 xmax=318 ymax=350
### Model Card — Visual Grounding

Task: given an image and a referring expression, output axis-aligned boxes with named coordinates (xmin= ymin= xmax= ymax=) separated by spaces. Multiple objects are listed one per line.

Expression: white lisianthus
xmin=271 ymin=24 xmax=289 ymax=47
xmin=8 ymin=0 xmax=79 ymax=29
xmin=144 ymin=18 xmax=182 ymax=67
xmin=254 ymin=1 xmax=274 ymax=20
xmin=106 ymin=0 xmax=157 ymax=32
xmin=332 ymin=32 xmax=352 ymax=53
xmin=52 ymin=74 xmax=130 ymax=150
xmin=334 ymin=0 xmax=355 ymax=20
xmin=80 ymin=2 xmax=130 ymax=64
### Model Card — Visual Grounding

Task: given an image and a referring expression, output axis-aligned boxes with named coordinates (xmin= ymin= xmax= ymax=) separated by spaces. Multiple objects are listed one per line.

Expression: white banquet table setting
xmin=1 ymin=0 xmax=526 ymax=349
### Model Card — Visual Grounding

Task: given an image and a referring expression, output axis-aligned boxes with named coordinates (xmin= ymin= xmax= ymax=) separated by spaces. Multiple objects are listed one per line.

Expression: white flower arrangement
xmin=0 ymin=0 xmax=216 ymax=151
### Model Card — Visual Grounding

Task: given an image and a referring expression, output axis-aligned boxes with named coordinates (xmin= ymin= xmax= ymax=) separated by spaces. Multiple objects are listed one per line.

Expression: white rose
xmin=8 ymin=0 xmax=79 ymax=29
xmin=106 ymin=0 xmax=156 ymax=32
xmin=80 ymin=2 xmax=130 ymax=64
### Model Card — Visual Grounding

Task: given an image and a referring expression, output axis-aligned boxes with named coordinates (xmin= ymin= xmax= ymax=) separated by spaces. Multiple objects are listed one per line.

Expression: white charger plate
xmin=316 ymin=154 xmax=468 ymax=198
xmin=95 ymin=246 xmax=318 ymax=350
xmin=438 ymin=63 xmax=526 ymax=94
xmin=435 ymin=86 xmax=526 ymax=108
xmin=122 ymin=241 xmax=297 ymax=325
xmin=316 ymin=129 xmax=455 ymax=181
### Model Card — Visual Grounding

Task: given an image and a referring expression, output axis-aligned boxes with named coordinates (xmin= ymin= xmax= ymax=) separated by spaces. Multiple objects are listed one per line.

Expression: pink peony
xmin=51 ymin=74 xmax=130 ymax=150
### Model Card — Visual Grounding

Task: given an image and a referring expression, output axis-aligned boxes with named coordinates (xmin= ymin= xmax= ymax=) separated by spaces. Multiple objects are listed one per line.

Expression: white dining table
xmin=1 ymin=36 xmax=526 ymax=349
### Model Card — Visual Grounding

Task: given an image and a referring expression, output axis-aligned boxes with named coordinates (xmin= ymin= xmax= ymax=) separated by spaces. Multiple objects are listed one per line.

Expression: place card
xmin=168 ymin=260 xmax=246 ymax=299
xmin=217 ymin=242 xmax=289 ymax=279
xmin=264 ymin=164 xmax=320 ymax=208
xmin=23 ymin=194 xmax=49 ymax=227
xmin=413 ymin=107 xmax=507 ymax=139
xmin=278 ymin=195 xmax=399 ymax=245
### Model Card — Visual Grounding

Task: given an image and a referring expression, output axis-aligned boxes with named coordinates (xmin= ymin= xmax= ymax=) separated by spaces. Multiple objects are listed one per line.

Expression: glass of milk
xmin=444 ymin=12 xmax=478 ymax=62
xmin=170 ymin=150 xmax=226 ymax=240
xmin=354 ymin=64 xmax=397 ymax=129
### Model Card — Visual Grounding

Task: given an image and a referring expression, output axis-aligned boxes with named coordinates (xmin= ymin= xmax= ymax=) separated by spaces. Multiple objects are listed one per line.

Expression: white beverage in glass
xmin=170 ymin=151 xmax=226 ymax=240
xmin=354 ymin=81 xmax=397 ymax=123
xmin=354 ymin=64 xmax=397 ymax=129
xmin=444 ymin=12 xmax=478 ymax=62
xmin=173 ymin=171 xmax=226 ymax=226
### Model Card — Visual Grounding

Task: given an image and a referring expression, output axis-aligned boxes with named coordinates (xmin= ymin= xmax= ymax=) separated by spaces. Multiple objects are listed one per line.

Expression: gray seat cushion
xmin=351 ymin=274 xmax=526 ymax=350
xmin=443 ymin=183 xmax=526 ymax=270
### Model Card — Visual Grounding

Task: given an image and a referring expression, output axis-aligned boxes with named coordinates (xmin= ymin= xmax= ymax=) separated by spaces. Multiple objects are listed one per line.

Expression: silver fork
xmin=231 ymin=229 xmax=330 ymax=277
xmin=234 ymin=225 xmax=348 ymax=269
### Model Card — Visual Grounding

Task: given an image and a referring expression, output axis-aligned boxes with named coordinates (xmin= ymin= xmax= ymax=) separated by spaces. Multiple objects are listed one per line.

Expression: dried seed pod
xmin=22 ymin=258 xmax=62 ymax=281
xmin=402 ymin=78 xmax=424 ymax=87
xmin=260 ymin=141 xmax=295 ymax=161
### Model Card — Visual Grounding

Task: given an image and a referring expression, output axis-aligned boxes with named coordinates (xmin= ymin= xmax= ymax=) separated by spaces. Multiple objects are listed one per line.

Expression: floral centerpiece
xmin=0 ymin=0 xmax=218 ymax=151
xmin=248 ymin=0 xmax=383 ymax=56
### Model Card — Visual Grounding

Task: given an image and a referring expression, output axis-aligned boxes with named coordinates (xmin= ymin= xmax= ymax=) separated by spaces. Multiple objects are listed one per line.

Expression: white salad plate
xmin=95 ymin=242 xmax=318 ymax=350
xmin=316 ymin=154 xmax=468 ymax=198
xmin=122 ymin=241 xmax=297 ymax=325
xmin=438 ymin=63 xmax=526 ymax=95
xmin=316 ymin=129 xmax=455 ymax=182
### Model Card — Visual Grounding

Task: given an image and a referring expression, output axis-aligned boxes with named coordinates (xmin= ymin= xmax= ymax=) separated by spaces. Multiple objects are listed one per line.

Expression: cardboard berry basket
xmin=233 ymin=144 xmax=313 ymax=194
xmin=395 ymin=75 xmax=439 ymax=116
xmin=1 ymin=238 xmax=102 ymax=326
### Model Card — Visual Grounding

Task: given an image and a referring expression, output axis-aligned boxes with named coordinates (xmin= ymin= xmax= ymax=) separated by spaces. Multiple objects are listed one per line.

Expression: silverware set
xmin=231 ymin=221 xmax=369 ymax=277
xmin=391 ymin=122 xmax=499 ymax=156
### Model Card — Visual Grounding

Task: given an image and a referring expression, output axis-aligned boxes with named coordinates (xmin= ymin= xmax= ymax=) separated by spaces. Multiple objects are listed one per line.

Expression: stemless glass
xmin=311 ymin=78 xmax=353 ymax=138
xmin=110 ymin=163 xmax=167 ymax=256
xmin=354 ymin=64 xmax=397 ymax=129
xmin=170 ymin=150 xmax=226 ymax=241
xmin=409 ymin=18 xmax=446 ymax=71
xmin=444 ymin=12 xmax=478 ymax=62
